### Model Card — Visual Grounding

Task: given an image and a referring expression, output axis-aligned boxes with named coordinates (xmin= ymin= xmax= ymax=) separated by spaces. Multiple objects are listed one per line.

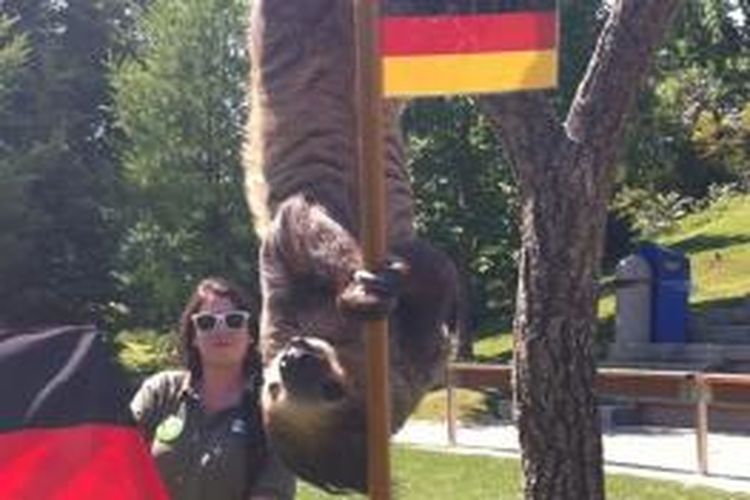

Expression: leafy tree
xmin=403 ymin=97 xmax=519 ymax=357
xmin=111 ymin=0 xmax=256 ymax=329
xmin=0 ymin=15 xmax=28 ymax=107
xmin=0 ymin=1 xmax=122 ymax=325
xmin=620 ymin=0 xmax=749 ymax=197
xmin=0 ymin=16 xmax=30 ymax=326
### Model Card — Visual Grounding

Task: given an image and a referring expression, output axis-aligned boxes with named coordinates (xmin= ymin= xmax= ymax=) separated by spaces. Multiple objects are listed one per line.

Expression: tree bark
xmin=478 ymin=1 xmax=681 ymax=498
xmin=453 ymin=259 xmax=473 ymax=360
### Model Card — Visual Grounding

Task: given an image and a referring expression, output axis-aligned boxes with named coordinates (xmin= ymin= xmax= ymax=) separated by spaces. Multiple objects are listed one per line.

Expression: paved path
xmin=394 ymin=420 xmax=750 ymax=494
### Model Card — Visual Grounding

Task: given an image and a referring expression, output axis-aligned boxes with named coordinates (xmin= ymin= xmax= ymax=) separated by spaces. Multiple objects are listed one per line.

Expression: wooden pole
xmin=353 ymin=1 xmax=391 ymax=498
xmin=446 ymin=365 xmax=457 ymax=445
xmin=695 ymin=375 xmax=710 ymax=475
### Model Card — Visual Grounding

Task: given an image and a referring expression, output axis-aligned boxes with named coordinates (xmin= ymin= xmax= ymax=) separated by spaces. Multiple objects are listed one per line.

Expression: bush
xmin=612 ymin=186 xmax=695 ymax=239
xmin=114 ymin=329 xmax=179 ymax=381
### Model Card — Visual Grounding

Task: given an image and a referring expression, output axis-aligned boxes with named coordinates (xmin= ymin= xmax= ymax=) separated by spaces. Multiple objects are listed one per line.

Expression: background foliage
xmin=403 ymin=97 xmax=519 ymax=334
xmin=111 ymin=0 xmax=256 ymax=329
xmin=0 ymin=1 xmax=747 ymax=352
xmin=0 ymin=0 xmax=125 ymax=324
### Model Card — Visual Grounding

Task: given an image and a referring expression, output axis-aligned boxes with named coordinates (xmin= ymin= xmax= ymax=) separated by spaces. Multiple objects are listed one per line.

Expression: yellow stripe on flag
xmin=384 ymin=50 xmax=558 ymax=97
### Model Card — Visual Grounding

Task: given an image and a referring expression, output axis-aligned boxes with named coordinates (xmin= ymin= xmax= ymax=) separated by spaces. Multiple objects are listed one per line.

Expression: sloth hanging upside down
xmin=244 ymin=0 xmax=460 ymax=492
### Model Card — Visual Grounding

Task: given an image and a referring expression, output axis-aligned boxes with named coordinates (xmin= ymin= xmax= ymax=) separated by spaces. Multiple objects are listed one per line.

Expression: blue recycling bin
xmin=637 ymin=243 xmax=691 ymax=343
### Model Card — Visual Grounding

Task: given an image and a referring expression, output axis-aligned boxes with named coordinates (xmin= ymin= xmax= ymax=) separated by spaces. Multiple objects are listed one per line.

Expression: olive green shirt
xmin=130 ymin=370 xmax=295 ymax=500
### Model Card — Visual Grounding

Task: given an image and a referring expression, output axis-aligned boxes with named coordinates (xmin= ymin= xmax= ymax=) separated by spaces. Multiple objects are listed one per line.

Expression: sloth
xmin=244 ymin=0 xmax=459 ymax=492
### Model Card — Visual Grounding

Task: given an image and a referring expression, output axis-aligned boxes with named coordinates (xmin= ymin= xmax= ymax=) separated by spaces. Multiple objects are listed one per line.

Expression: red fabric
xmin=0 ymin=424 xmax=169 ymax=500
xmin=382 ymin=11 xmax=557 ymax=56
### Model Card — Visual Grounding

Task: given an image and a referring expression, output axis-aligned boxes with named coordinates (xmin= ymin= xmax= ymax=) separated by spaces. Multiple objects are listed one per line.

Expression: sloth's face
xmin=263 ymin=336 xmax=353 ymax=410
xmin=262 ymin=336 xmax=369 ymax=492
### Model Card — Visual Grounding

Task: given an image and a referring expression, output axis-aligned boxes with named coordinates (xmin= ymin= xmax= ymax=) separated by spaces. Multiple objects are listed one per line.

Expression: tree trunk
xmin=478 ymin=1 xmax=681 ymax=498
xmin=454 ymin=258 xmax=473 ymax=360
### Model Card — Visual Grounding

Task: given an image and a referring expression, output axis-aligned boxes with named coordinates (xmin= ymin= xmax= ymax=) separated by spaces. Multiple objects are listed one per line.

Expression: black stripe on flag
xmin=0 ymin=325 xmax=133 ymax=431
xmin=384 ymin=0 xmax=556 ymax=17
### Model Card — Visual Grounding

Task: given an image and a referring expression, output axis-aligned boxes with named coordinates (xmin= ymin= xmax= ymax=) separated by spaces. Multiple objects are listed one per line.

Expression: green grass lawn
xmin=660 ymin=195 xmax=750 ymax=306
xmin=410 ymin=387 xmax=488 ymax=422
xmin=410 ymin=333 xmax=514 ymax=422
xmin=297 ymin=446 xmax=748 ymax=499
xmin=474 ymin=333 xmax=514 ymax=362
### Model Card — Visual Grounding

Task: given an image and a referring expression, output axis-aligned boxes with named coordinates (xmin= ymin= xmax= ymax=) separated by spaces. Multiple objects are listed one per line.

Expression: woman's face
xmin=192 ymin=293 xmax=252 ymax=371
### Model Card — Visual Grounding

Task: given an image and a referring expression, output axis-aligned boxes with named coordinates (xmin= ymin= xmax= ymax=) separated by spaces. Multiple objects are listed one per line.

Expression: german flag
xmin=0 ymin=325 xmax=168 ymax=500
xmin=382 ymin=0 xmax=558 ymax=96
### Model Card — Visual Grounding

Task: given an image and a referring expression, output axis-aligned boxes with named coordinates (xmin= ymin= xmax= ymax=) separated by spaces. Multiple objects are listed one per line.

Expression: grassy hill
xmin=661 ymin=194 xmax=750 ymax=306
xmin=478 ymin=193 xmax=750 ymax=359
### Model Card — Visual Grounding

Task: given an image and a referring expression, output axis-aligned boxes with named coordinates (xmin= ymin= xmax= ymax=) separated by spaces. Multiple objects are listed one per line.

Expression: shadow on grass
xmin=473 ymin=351 xmax=513 ymax=364
xmin=463 ymin=388 xmax=512 ymax=425
xmin=668 ymin=234 xmax=750 ymax=255
xmin=606 ymin=460 xmax=750 ymax=482
xmin=691 ymin=295 xmax=750 ymax=314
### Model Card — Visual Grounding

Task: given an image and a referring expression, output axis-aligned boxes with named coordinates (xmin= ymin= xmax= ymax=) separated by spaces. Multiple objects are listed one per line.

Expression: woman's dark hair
xmin=178 ymin=277 xmax=262 ymax=389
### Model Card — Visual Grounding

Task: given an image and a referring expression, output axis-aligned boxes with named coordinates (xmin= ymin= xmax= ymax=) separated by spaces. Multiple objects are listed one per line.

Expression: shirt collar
xmin=179 ymin=370 xmax=258 ymax=401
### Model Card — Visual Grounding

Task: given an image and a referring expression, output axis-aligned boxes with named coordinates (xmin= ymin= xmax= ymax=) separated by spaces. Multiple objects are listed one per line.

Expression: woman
xmin=130 ymin=277 xmax=295 ymax=500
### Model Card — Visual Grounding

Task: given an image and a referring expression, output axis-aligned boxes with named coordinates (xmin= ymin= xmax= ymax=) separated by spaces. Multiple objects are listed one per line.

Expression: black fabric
xmin=0 ymin=325 xmax=133 ymax=431
xmin=384 ymin=0 xmax=556 ymax=16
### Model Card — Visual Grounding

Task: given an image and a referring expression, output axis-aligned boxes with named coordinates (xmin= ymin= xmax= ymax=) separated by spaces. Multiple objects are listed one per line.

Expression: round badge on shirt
xmin=230 ymin=418 xmax=247 ymax=435
xmin=155 ymin=414 xmax=185 ymax=443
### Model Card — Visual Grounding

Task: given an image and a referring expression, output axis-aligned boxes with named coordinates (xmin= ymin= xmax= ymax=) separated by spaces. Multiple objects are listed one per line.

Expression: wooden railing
xmin=446 ymin=363 xmax=750 ymax=475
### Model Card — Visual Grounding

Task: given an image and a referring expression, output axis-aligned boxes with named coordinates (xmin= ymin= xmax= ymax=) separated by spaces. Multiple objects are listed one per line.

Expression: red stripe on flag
xmin=382 ymin=11 xmax=556 ymax=56
xmin=0 ymin=425 xmax=168 ymax=500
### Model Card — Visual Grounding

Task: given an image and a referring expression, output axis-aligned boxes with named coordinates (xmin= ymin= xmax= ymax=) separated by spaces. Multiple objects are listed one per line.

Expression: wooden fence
xmin=446 ymin=363 xmax=750 ymax=474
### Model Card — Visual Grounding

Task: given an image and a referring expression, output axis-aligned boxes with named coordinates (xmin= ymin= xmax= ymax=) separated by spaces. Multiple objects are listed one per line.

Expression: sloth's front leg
xmin=337 ymin=259 xmax=408 ymax=319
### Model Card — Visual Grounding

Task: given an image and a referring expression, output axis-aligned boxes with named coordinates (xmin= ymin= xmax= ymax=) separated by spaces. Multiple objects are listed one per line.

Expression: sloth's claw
xmin=338 ymin=259 xmax=408 ymax=319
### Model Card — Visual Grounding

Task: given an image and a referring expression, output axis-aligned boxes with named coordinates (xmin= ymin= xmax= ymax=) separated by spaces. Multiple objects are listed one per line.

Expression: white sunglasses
xmin=191 ymin=310 xmax=251 ymax=334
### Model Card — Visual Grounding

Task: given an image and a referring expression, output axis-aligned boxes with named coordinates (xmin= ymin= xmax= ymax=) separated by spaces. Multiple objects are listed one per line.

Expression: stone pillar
xmin=615 ymin=254 xmax=653 ymax=346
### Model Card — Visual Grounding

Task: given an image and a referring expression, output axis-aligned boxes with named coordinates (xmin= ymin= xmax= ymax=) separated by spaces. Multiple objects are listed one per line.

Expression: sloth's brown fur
xmin=244 ymin=0 xmax=459 ymax=492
